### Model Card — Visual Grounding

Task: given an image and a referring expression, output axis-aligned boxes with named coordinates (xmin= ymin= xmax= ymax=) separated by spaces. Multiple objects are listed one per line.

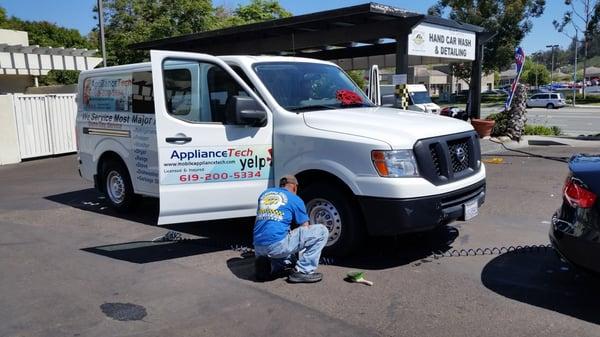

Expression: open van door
xmin=150 ymin=50 xmax=273 ymax=225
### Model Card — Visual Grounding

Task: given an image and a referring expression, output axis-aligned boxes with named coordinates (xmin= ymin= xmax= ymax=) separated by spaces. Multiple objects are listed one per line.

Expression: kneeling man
xmin=254 ymin=175 xmax=329 ymax=283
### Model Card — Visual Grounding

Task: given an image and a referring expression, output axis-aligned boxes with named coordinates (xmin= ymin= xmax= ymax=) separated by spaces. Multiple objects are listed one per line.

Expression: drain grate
xmin=100 ymin=302 xmax=147 ymax=321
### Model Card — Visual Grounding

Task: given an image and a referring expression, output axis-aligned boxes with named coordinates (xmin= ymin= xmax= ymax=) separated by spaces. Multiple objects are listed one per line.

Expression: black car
xmin=550 ymin=154 xmax=600 ymax=273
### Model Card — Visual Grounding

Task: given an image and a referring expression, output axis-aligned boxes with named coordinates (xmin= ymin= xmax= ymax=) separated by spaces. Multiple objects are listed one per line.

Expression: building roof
xmin=131 ymin=2 xmax=485 ymax=61
xmin=585 ymin=66 xmax=600 ymax=76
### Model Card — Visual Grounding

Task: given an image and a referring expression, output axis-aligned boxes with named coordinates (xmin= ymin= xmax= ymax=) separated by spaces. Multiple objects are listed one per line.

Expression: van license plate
xmin=464 ymin=200 xmax=479 ymax=221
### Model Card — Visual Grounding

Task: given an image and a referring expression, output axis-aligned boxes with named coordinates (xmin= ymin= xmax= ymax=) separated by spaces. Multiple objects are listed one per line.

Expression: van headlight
xmin=371 ymin=150 xmax=419 ymax=177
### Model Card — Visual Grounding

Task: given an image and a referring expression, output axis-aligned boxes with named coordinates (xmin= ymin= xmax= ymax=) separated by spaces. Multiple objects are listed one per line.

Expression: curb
xmin=480 ymin=135 xmax=600 ymax=154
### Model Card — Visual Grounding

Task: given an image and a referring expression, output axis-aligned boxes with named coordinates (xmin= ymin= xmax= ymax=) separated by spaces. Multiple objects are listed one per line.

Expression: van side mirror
xmin=226 ymin=96 xmax=267 ymax=127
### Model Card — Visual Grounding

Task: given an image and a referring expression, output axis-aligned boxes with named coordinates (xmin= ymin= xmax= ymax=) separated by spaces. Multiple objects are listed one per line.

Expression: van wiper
xmin=287 ymin=105 xmax=338 ymax=112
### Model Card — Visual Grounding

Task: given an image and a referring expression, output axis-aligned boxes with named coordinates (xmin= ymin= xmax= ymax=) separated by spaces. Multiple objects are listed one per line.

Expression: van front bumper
xmin=357 ymin=180 xmax=485 ymax=236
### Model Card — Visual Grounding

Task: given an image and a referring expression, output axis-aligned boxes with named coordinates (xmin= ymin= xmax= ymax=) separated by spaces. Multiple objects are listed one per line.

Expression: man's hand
xmin=301 ymin=222 xmax=310 ymax=227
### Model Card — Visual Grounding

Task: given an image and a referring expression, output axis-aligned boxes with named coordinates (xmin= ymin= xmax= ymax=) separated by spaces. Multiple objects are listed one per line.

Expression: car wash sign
xmin=408 ymin=23 xmax=476 ymax=61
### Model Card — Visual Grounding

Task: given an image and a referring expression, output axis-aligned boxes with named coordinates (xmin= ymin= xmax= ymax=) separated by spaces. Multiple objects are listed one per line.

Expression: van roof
xmin=80 ymin=54 xmax=335 ymax=76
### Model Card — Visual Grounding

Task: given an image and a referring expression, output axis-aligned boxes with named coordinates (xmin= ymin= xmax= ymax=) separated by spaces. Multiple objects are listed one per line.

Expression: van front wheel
xmin=101 ymin=160 xmax=138 ymax=212
xmin=301 ymin=184 xmax=363 ymax=256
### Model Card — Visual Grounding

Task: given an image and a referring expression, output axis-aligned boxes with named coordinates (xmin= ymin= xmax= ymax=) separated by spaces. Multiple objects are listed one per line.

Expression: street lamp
xmin=546 ymin=44 xmax=559 ymax=90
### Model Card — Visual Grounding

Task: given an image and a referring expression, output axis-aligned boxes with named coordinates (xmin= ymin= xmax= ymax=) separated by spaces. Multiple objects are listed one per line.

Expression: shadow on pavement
xmin=47 ymin=188 xmax=256 ymax=263
xmin=82 ymin=239 xmax=224 ymax=264
xmin=45 ymin=188 xmax=158 ymax=225
xmin=481 ymin=248 xmax=600 ymax=325
xmin=327 ymin=225 xmax=459 ymax=270
xmin=226 ymin=225 xmax=460 ymax=282
xmin=47 ymin=188 xmax=458 ymax=271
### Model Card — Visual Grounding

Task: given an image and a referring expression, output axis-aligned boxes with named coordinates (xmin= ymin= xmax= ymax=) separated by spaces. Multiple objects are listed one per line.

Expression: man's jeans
xmin=254 ymin=224 xmax=329 ymax=274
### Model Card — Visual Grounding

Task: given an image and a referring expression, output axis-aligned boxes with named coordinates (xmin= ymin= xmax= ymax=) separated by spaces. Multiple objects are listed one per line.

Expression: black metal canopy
xmin=131 ymin=2 xmax=484 ymax=60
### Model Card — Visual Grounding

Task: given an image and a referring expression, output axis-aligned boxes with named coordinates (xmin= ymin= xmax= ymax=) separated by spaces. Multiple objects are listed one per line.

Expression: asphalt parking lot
xmin=2 ymin=144 xmax=600 ymax=337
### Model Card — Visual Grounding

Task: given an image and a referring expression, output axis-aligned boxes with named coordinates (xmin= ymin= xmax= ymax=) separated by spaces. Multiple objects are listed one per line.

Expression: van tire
xmin=546 ymin=103 xmax=555 ymax=109
xmin=300 ymin=183 xmax=363 ymax=256
xmin=101 ymin=160 xmax=139 ymax=212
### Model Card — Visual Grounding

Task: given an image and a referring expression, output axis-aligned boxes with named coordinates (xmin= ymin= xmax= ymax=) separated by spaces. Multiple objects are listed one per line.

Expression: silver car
xmin=526 ymin=93 xmax=566 ymax=109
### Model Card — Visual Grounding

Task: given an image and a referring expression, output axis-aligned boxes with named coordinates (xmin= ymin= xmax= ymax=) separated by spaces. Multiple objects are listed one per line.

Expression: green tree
xmin=521 ymin=58 xmax=550 ymax=86
xmin=553 ymin=0 xmax=600 ymax=98
xmin=428 ymin=0 xmax=546 ymax=76
xmin=38 ymin=70 xmax=80 ymax=86
xmin=224 ymin=0 xmax=291 ymax=26
xmin=347 ymin=70 xmax=366 ymax=90
xmin=99 ymin=0 xmax=292 ymax=65
xmin=98 ymin=0 xmax=216 ymax=65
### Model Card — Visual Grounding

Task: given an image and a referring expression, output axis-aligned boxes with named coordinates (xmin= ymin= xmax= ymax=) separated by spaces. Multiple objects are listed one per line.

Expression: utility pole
xmin=546 ymin=44 xmax=559 ymax=89
xmin=98 ymin=0 xmax=107 ymax=67
xmin=573 ymin=30 xmax=578 ymax=106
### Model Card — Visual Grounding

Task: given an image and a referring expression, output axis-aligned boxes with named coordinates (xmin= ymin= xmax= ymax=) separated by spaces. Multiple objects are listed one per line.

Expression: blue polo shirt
xmin=253 ymin=187 xmax=309 ymax=246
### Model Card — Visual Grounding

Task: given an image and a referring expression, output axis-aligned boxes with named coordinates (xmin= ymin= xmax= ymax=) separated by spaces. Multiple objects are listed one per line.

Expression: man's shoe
xmin=287 ymin=271 xmax=323 ymax=283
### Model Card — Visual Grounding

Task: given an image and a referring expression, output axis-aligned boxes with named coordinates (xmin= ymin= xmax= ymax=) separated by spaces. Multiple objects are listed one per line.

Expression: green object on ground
xmin=346 ymin=271 xmax=374 ymax=286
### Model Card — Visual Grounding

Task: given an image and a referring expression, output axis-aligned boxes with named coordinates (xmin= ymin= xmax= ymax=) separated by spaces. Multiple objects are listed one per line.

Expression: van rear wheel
xmin=301 ymin=184 xmax=363 ymax=256
xmin=101 ymin=160 xmax=138 ymax=212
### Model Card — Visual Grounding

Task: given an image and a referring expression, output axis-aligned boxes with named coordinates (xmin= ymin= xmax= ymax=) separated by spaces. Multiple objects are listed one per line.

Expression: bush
xmin=523 ymin=124 xmax=562 ymax=136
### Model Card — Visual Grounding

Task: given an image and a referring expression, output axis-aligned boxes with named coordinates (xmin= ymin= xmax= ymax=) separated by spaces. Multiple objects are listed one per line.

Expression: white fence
xmin=2 ymin=94 xmax=77 ymax=163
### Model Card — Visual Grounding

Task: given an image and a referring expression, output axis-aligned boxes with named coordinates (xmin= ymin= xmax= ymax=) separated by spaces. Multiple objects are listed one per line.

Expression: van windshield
xmin=253 ymin=62 xmax=373 ymax=112
xmin=409 ymin=91 xmax=433 ymax=105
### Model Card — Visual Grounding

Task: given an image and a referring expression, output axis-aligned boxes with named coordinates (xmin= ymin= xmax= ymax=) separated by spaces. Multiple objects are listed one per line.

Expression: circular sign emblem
xmin=455 ymin=147 xmax=467 ymax=163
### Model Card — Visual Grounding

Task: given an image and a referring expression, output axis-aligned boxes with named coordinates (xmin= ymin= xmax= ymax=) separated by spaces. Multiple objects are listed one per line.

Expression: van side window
xmin=164 ymin=68 xmax=194 ymax=118
xmin=132 ymin=71 xmax=154 ymax=114
xmin=82 ymin=74 xmax=132 ymax=112
xmin=162 ymin=59 xmax=253 ymax=124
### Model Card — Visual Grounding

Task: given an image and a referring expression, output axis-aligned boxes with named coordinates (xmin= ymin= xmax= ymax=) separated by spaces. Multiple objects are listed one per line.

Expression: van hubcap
xmin=307 ymin=198 xmax=342 ymax=246
xmin=106 ymin=171 xmax=125 ymax=204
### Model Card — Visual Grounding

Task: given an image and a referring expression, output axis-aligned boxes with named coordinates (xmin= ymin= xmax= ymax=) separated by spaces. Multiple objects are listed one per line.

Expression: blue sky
xmin=1 ymin=0 xmax=575 ymax=54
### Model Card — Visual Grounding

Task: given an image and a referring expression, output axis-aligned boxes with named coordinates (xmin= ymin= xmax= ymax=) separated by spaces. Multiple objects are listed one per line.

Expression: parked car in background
xmin=440 ymin=106 xmax=469 ymax=121
xmin=550 ymin=154 xmax=600 ymax=273
xmin=526 ymin=92 xmax=566 ymax=109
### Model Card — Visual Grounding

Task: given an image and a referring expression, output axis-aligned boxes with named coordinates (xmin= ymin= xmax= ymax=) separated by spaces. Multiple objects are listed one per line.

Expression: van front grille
xmin=413 ymin=131 xmax=481 ymax=185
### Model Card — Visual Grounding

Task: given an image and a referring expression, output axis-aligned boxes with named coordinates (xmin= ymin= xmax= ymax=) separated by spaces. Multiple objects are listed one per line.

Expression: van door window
xmin=132 ymin=71 xmax=154 ymax=114
xmin=162 ymin=59 xmax=252 ymax=124
xmin=207 ymin=65 xmax=250 ymax=123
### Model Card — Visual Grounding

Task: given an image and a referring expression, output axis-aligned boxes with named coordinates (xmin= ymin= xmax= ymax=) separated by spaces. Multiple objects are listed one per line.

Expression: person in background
xmin=253 ymin=175 xmax=329 ymax=283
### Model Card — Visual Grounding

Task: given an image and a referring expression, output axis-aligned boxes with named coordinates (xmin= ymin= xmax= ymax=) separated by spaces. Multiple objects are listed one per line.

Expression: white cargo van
xmin=77 ymin=51 xmax=486 ymax=255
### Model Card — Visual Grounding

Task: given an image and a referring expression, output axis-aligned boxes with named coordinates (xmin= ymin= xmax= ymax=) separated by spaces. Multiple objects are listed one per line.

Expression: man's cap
xmin=279 ymin=175 xmax=298 ymax=186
